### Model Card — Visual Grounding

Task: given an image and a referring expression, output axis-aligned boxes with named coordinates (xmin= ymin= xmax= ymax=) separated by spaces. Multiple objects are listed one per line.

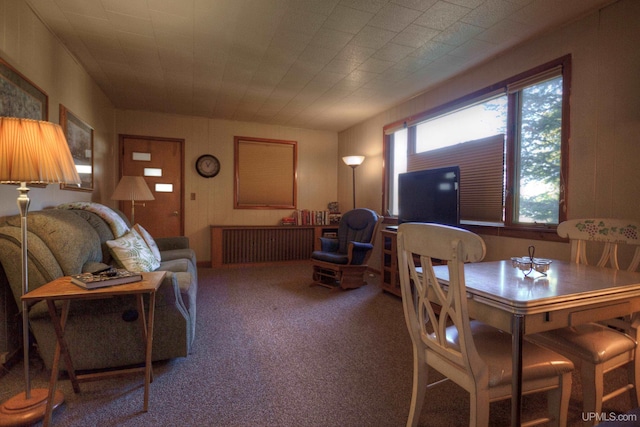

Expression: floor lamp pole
xmin=18 ymin=183 xmax=31 ymax=400
xmin=0 ymin=183 xmax=64 ymax=425
xmin=350 ymin=165 xmax=357 ymax=209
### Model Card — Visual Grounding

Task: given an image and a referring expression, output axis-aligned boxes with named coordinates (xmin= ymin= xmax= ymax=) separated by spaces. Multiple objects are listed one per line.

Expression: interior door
xmin=119 ymin=135 xmax=184 ymax=237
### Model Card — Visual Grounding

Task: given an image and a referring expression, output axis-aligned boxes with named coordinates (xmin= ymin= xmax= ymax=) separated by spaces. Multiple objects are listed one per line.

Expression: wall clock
xmin=195 ymin=154 xmax=220 ymax=178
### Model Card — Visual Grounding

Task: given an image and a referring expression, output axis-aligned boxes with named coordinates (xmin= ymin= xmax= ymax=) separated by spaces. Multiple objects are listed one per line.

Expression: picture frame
xmin=60 ymin=104 xmax=93 ymax=191
xmin=0 ymin=57 xmax=48 ymax=120
xmin=234 ymin=136 xmax=297 ymax=209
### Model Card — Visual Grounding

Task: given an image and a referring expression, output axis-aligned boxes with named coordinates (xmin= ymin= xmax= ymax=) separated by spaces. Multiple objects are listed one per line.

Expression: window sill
xmin=383 ymin=216 xmax=566 ymax=243
xmin=462 ymin=223 xmax=565 ymax=242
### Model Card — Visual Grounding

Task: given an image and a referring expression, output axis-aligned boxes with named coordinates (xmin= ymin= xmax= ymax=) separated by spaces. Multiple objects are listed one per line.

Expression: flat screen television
xmin=398 ymin=165 xmax=460 ymax=226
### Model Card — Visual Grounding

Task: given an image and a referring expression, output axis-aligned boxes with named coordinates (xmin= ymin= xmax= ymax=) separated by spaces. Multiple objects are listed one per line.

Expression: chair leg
xmin=629 ymin=350 xmax=640 ymax=408
xmin=469 ymin=389 xmax=490 ymax=427
xmin=547 ymin=371 xmax=572 ymax=427
xmin=407 ymin=347 xmax=428 ymax=427
xmin=581 ymin=362 xmax=603 ymax=426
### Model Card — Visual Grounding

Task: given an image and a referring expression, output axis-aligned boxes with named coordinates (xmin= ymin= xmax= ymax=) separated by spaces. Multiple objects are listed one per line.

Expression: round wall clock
xmin=195 ymin=154 xmax=220 ymax=178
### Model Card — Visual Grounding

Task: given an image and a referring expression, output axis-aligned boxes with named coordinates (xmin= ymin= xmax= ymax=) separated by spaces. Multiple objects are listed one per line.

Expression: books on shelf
xmin=293 ymin=209 xmax=339 ymax=226
xmin=70 ymin=269 xmax=142 ymax=289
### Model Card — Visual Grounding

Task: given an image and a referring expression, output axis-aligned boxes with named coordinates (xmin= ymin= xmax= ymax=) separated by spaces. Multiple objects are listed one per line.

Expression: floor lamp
xmin=0 ymin=117 xmax=81 ymax=425
xmin=111 ymin=176 xmax=154 ymax=224
xmin=342 ymin=155 xmax=365 ymax=209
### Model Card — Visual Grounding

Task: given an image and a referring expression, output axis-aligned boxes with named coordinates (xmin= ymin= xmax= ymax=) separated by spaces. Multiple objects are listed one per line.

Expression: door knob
xmin=172 ymin=211 xmax=179 ymax=216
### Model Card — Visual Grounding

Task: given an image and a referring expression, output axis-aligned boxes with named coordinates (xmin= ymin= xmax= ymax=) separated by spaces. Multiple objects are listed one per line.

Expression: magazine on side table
xmin=70 ymin=268 xmax=142 ymax=289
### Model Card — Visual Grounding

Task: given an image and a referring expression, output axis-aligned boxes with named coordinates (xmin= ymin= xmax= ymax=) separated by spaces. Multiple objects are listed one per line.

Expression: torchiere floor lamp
xmin=342 ymin=155 xmax=365 ymax=209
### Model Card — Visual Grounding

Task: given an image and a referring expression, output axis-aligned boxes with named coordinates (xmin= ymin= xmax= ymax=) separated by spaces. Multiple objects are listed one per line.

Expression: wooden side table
xmin=22 ymin=271 xmax=166 ymax=426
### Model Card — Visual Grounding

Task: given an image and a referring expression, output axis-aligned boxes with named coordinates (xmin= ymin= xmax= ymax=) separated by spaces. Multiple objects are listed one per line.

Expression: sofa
xmin=0 ymin=202 xmax=197 ymax=371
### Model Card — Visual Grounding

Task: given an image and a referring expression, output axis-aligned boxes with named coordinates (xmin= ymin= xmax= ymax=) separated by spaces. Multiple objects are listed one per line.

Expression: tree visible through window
xmin=514 ymin=76 xmax=563 ymax=224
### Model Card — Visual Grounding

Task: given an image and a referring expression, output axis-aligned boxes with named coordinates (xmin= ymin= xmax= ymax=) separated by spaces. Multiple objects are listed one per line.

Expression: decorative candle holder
xmin=511 ymin=245 xmax=552 ymax=277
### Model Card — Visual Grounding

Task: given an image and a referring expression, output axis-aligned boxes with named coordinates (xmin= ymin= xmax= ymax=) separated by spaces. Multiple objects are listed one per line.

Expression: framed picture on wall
xmin=0 ymin=57 xmax=48 ymax=120
xmin=60 ymin=104 xmax=93 ymax=191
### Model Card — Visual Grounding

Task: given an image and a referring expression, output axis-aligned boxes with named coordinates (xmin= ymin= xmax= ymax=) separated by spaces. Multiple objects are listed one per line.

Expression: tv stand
xmin=381 ymin=229 xmax=401 ymax=296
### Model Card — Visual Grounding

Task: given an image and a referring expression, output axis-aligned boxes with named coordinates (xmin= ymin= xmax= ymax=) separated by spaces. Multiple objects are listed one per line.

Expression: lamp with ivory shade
xmin=0 ymin=117 xmax=81 ymax=425
xmin=111 ymin=176 xmax=155 ymax=224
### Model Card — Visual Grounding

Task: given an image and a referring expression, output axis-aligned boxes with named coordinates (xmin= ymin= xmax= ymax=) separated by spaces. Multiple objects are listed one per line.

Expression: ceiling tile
xmin=334 ymin=43 xmax=377 ymax=63
xmin=432 ymin=21 xmax=484 ymax=46
xmin=322 ymin=5 xmax=374 ymax=34
xmin=372 ymin=42 xmax=415 ymax=62
xmin=147 ymin=0 xmax=193 ymax=18
xmin=460 ymin=0 xmax=522 ymax=28
xmin=410 ymin=40 xmax=455 ymax=62
xmin=279 ymin=8 xmax=327 ymax=35
xmin=351 ymin=25 xmax=397 ymax=49
xmin=107 ymin=11 xmax=154 ymax=37
xmin=368 ymin=3 xmax=423 ymax=32
xmin=357 ymin=57 xmax=395 ymax=73
xmin=55 ymin=0 xmax=108 ymax=19
xmin=414 ymin=1 xmax=472 ymax=31
xmin=392 ymin=24 xmax=439 ymax=48
xmin=390 ymin=0 xmax=438 ymax=12
xmin=339 ymin=0 xmax=388 ymax=14
xmin=101 ymin=0 xmax=150 ymax=18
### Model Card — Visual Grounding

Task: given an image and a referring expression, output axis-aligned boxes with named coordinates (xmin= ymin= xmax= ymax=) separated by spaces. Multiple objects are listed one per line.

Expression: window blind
xmin=408 ymin=134 xmax=505 ymax=223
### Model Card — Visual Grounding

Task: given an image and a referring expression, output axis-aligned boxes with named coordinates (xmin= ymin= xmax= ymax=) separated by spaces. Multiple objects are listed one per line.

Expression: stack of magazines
xmin=70 ymin=268 xmax=142 ymax=289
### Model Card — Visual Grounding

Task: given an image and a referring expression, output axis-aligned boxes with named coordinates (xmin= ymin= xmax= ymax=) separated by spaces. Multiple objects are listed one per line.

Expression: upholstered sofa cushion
xmin=6 ymin=210 xmax=103 ymax=276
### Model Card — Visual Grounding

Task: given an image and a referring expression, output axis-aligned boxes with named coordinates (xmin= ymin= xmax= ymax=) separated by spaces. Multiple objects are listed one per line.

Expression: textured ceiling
xmin=27 ymin=0 xmax=612 ymax=132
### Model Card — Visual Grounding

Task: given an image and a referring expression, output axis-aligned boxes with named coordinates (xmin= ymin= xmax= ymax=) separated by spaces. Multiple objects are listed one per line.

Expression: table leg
xmin=141 ymin=291 xmax=156 ymax=412
xmin=511 ymin=314 xmax=524 ymax=427
xmin=43 ymin=300 xmax=78 ymax=427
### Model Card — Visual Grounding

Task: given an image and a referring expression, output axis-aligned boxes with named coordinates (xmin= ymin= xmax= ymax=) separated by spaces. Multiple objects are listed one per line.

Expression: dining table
xmin=432 ymin=259 xmax=640 ymax=427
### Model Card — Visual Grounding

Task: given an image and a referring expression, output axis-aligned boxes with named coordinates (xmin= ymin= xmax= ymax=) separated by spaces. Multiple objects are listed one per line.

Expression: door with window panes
xmin=119 ymin=135 xmax=184 ymax=237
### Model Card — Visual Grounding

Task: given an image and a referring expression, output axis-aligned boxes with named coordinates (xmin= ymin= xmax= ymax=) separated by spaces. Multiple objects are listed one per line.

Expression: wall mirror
xmin=234 ymin=136 xmax=297 ymax=209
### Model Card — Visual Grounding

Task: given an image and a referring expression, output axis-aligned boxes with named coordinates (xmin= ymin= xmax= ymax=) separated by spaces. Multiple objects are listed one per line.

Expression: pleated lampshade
xmin=0 ymin=117 xmax=81 ymax=185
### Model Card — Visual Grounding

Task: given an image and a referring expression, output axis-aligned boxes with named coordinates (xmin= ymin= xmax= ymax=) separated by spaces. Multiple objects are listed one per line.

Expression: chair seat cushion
xmin=445 ymin=321 xmax=574 ymax=387
xmin=528 ymin=323 xmax=637 ymax=364
xmin=311 ymin=251 xmax=349 ymax=265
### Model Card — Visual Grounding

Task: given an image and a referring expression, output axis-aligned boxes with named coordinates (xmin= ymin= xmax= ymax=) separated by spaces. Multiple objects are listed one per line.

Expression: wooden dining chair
xmin=528 ymin=218 xmax=640 ymax=425
xmin=397 ymin=223 xmax=574 ymax=427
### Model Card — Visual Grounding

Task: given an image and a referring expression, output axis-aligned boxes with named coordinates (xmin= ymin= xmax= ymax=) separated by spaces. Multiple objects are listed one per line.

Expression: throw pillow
xmin=133 ymin=224 xmax=162 ymax=262
xmin=106 ymin=229 xmax=161 ymax=272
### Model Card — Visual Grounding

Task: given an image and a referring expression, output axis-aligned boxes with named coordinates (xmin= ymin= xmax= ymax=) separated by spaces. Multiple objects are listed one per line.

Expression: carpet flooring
xmin=1 ymin=263 xmax=637 ymax=426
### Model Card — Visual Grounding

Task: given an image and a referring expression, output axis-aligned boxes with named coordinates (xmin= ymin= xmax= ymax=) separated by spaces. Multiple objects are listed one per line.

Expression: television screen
xmin=398 ymin=166 xmax=460 ymax=226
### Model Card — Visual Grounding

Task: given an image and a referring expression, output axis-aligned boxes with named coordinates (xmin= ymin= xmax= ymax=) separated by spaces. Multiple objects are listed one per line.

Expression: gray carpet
xmin=0 ymin=263 xmax=637 ymax=426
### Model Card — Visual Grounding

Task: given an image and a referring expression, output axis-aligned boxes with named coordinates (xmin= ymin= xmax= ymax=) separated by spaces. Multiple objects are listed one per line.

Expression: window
xmin=388 ymin=128 xmax=407 ymax=216
xmin=511 ymin=75 xmax=564 ymax=224
xmin=384 ymin=56 xmax=569 ymax=231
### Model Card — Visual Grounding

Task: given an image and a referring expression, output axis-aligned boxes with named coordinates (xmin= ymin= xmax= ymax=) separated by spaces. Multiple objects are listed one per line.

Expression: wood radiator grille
xmin=222 ymin=227 xmax=315 ymax=265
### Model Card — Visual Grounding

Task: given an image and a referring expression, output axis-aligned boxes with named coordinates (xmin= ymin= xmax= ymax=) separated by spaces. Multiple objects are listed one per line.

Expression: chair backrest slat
xmin=558 ymin=218 xmax=640 ymax=271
